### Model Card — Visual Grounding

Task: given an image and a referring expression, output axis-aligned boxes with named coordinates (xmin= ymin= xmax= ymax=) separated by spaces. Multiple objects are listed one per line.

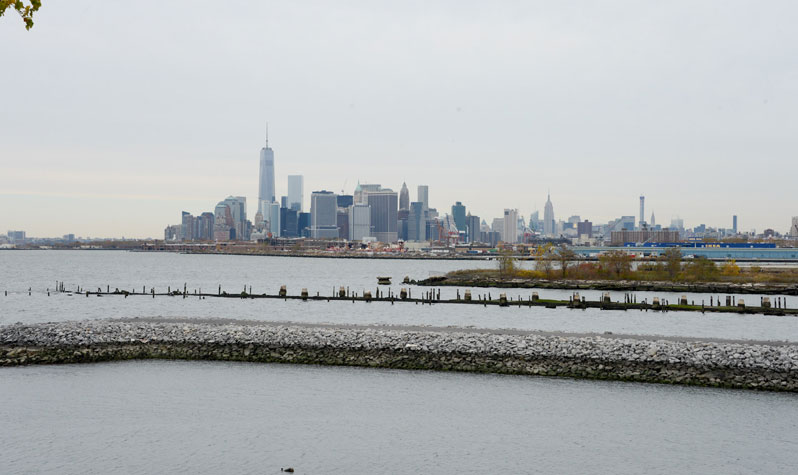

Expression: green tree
xmin=1 ymin=1 xmax=41 ymax=30
xmin=498 ymin=250 xmax=516 ymax=277
xmin=534 ymin=246 xmax=555 ymax=278
xmin=555 ymin=244 xmax=578 ymax=278
xmin=684 ymin=257 xmax=718 ymax=281
xmin=661 ymin=247 xmax=682 ymax=280
xmin=599 ymin=250 xmax=632 ymax=278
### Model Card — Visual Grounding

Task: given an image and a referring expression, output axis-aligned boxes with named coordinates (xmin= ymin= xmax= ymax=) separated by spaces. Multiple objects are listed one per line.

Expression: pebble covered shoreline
xmin=2 ymin=319 xmax=797 ymax=391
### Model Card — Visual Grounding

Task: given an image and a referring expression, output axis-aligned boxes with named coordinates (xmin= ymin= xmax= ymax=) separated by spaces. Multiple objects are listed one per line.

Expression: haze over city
xmin=2 ymin=0 xmax=797 ymax=238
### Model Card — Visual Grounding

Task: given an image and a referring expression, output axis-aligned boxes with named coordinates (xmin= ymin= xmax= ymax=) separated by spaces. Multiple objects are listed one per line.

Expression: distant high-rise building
xmin=408 ymin=202 xmax=427 ymax=242
xmin=337 ymin=209 xmax=350 ymax=240
xmin=280 ymin=207 xmax=299 ymax=237
xmin=354 ymin=182 xmax=382 ymax=204
xmin=529 ymin=211 xmax=541 ymax=232
xmin=181 ymin=211 xmax=195 ymax=241
xmin=398 ymin=209 xmax=409 ymax=241
xmin=214 ymin=196 xmax=247 ymax=240
xmin=214 ymin=203 xmax=232 ymax=240
xmin=790 ymin=216 xmax=798 ymax=237
xmin=543 ymin=193 xmax=555 ymax=237
xmin=337 ymin=195 xmax=354 ymax=209
xmin=287 ymin=175 xmax=304 ymax=211
xmin=466 ymin=214 xmax=481 ymax=243
xmin=399 ymin=182 xmax=410 ymax=210
xmin=349 ymin=203 xmax=371 ymax=241
xmin=639 ymin=195 xmax=645 ymax=229
xmin=733 ymin=215 xmax=738 ymax=234
xmin=310 ymin=191 xmax=339 ymax=239
xmin=491 ymin=218 xmax=504 ymax=241
xmin=417 ymin=185 xmax=429 ymax=210
xmin=577 ymin=220 xmax=593 ymax=238
xmin=452 ymin=202 xmax=466 ymax=232
xmin=164 ymin=225 xmax=180 ymax=241
xmin=367 ymin=189 xmax=398 ymax=242
xmin=298 ymin=212 xmax=311 ymax=238
xmin=503 ymin=209 xmax=518 ymax=243
xmin=650 ymin=212 xmax=656 ymax=228
xmin=269 ymin=202 xmax=281 ymax=237
xmin=258 ymin=129 xmax=275 ymax=214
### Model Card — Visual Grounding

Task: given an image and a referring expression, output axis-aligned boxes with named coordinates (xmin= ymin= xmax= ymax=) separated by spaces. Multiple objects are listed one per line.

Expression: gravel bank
xmin=2 ymin=319 xmax=797 ymax=391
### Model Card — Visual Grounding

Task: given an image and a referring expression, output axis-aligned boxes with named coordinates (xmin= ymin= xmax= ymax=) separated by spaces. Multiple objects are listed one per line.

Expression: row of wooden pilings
xmin=18 ymin=281 xmax=796 ymax=315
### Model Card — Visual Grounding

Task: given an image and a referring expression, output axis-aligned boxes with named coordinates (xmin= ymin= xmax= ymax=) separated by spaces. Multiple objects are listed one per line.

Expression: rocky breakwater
xmin=1 ymin=319 xmax=797 ymax=391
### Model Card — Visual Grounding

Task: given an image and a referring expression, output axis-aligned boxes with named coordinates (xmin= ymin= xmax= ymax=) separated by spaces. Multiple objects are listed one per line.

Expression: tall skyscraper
xmin=503 ymin=209 xmax=518 ymax=244
xmin=310 ymin=191 xmax=339 ymax=239
xmin=399 ymin=182 xmax=410 ymax=210
xmin=790 ymin=216 xmax=798 ymax=237
xmin=639 ymin=195 xmax=645 ymax=229
xmin=258 ymin=129 xmax=275 ymax=214
xmin=417 ymin=185 xmax=429 ymax=210
xmin=287 ymin=175 xmax=304 ymax=211
xmin=452 ymin=202 xmax=466 ymax=232
xmin=650 ymin=212 xmax=656 ymax=228
xmin=733 ymin=215 xmax=738 ymax=234
xmin=543 ymin=193 xmax=555 ymax=237
xmin=367 ymin=189 xmax=398 ymax=243
xmin=466 ymin=213 xmax=480 ymax=243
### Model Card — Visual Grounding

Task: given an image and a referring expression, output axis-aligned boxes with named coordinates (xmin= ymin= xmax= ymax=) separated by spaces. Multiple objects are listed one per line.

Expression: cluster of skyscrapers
xmin=163 ymin=132 xmax=798 ymax=246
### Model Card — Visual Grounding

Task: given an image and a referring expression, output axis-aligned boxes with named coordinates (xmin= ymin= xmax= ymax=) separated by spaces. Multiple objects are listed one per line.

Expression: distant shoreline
xmin=417 ymin=272 xmax=798 ymax=295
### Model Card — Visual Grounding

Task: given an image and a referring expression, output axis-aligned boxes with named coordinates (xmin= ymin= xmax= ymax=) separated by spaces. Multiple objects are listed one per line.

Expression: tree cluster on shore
xmin=478 ymin=246 xmax=798 ymax=284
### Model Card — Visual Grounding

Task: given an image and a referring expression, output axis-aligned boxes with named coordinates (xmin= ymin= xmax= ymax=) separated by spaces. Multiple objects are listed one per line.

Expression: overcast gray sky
xmin=1 ymin=0 xmax=796 ymax=238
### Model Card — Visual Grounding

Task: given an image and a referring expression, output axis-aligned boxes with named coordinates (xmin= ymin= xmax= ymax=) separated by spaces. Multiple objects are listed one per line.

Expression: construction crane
xmin=435 ymin=220 xmax=459 ymax=247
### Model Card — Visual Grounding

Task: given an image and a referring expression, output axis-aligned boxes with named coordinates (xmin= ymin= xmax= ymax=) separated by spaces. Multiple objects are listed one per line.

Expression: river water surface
xmin=1 ymin=251 xmax=798 ymax=474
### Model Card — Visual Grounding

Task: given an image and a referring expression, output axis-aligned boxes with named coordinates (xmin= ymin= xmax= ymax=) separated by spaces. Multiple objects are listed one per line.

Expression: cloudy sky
xmin=1 ymin=0 xmax=796 ymax=238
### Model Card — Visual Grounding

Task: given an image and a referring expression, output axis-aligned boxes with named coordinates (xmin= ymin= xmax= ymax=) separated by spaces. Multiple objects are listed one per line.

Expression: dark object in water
xmin=377 ymin=276 xmax=391 ymax=285
xmin=281 ymin=468 xmax=294 ymax=473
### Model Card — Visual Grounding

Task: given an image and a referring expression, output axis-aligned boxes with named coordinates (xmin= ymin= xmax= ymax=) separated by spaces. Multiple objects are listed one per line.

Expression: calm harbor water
xmin=2 ymin=360 xmax=797 ymax=475
xmin=1 ymin=250 xmax=797 ymax=341
xmin=2 ymin=250 xmax=798 ymax=474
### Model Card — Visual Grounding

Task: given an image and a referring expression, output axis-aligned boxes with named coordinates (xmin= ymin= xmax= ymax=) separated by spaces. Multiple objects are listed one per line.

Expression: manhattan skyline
xmin=2 ymin=0 xmax=797 ymax=238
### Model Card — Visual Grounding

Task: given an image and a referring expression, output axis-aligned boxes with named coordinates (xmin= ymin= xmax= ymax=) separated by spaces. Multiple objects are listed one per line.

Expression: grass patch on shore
xmin=447 ymin=258 xmax=798 ymax=285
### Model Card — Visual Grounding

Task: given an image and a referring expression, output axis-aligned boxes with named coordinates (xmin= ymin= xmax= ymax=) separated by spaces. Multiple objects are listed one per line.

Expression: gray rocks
xmin=1 ymin=320 xmax=797 ymax=391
